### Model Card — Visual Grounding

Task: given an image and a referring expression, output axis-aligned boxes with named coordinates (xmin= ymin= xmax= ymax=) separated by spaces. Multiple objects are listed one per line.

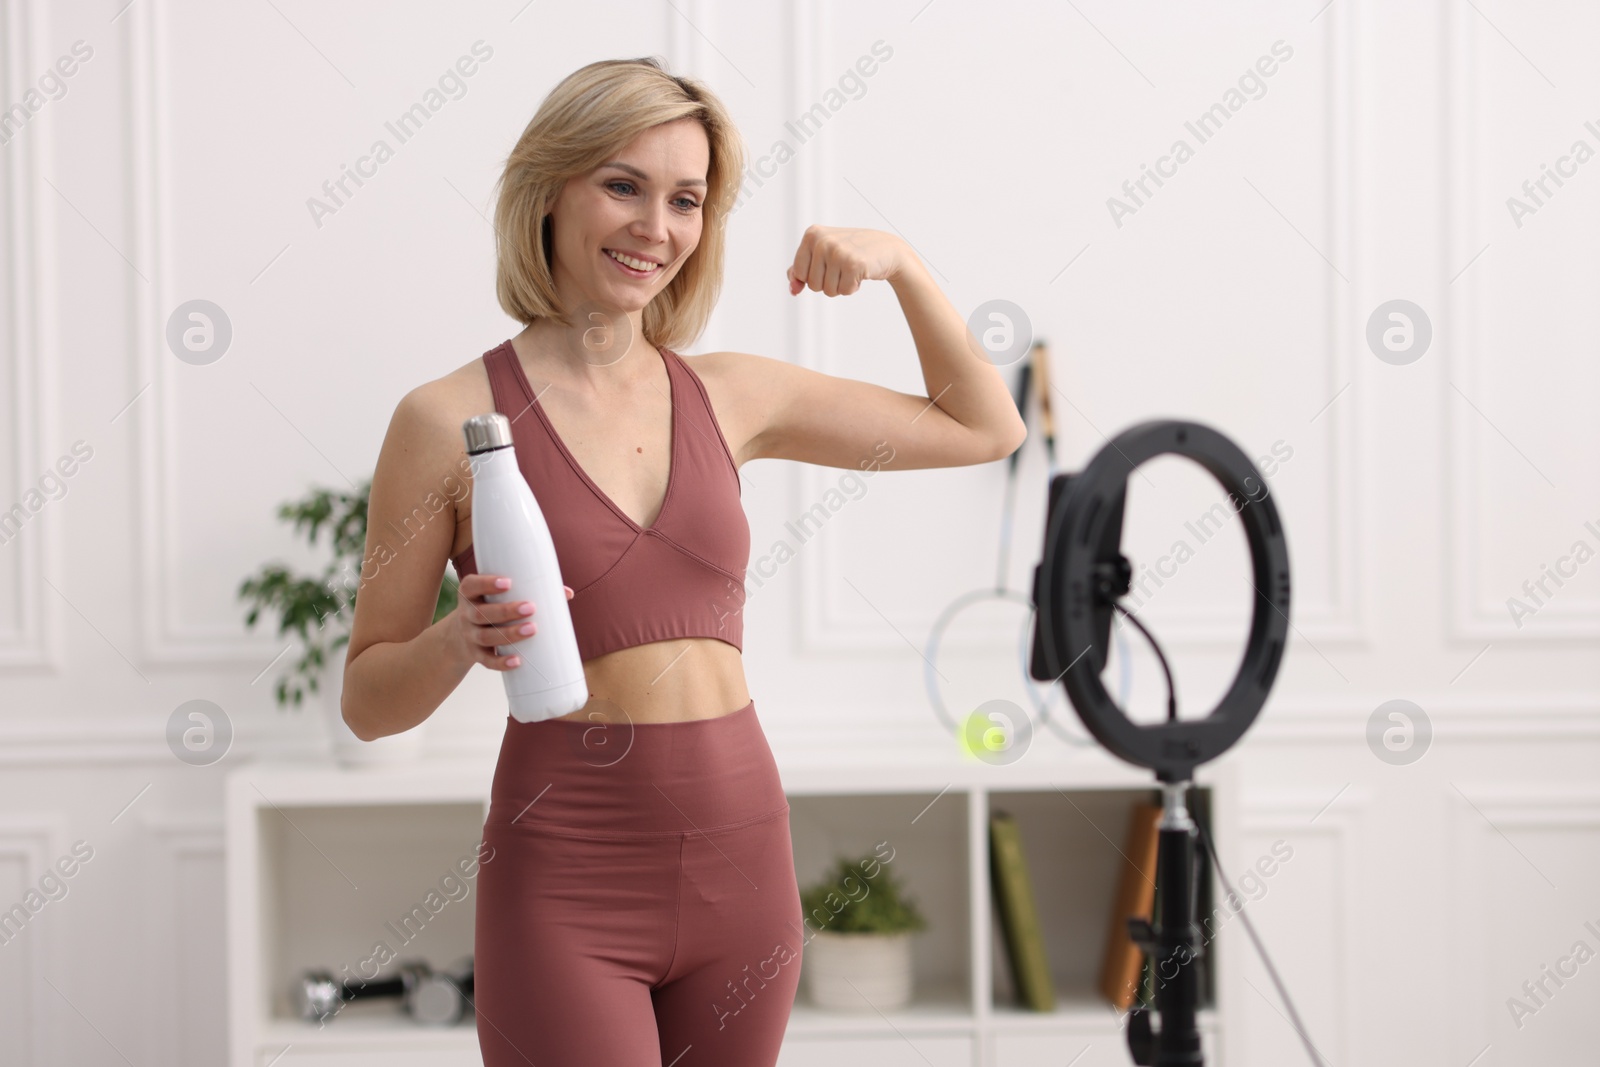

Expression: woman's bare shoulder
xmin=404 ymin=354 xmax=494 ymax=429
xmin=387 ymin=358 xmax=494 ymax=545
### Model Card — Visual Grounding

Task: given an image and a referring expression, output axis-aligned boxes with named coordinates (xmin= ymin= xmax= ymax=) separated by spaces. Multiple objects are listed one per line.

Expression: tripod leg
xmin=1151 ymin=819 xmax=1204 ymax=1065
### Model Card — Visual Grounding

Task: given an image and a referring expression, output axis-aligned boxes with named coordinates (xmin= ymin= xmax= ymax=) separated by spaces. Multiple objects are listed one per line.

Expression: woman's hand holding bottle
xmin=452 ymin=573 xmax=574 ymax=671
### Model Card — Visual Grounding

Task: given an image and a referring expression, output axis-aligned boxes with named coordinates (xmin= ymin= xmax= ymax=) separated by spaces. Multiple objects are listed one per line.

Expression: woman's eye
xmin=606 ymin=181 xmax=699 ymax=210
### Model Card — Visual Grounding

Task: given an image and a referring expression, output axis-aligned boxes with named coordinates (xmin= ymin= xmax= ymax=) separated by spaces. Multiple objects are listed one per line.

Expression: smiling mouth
xmin=603 ymin=248 xmax=662 ymax=276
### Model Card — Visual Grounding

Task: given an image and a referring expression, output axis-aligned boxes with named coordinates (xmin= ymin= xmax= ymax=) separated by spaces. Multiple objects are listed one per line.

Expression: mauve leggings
xmin=473 ymin=699 xmax=805 ymax=1066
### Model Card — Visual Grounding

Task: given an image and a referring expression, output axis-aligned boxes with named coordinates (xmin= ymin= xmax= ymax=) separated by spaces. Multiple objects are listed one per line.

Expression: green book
xmin=989 ymin=810 xmax=1056 ymax=1011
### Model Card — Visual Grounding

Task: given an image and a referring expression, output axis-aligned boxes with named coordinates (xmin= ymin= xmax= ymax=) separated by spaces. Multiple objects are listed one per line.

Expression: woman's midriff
xmin=485 ymin=697 xmax=786 ymax=836
xmin=555 ymin=636 xmax=752 ymax=724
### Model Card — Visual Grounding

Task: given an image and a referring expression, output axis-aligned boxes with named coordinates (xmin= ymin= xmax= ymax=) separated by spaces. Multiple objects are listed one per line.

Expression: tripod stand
xmin=1029 ymin=418 xmax=1314 ymax=1066
xmin=1124 ymin=781 xmax=1205 ymax=1065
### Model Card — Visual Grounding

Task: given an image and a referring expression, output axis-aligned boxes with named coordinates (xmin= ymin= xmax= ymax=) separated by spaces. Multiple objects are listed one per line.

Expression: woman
xmin=342 ymin=56 xmax=1025 ymax=1067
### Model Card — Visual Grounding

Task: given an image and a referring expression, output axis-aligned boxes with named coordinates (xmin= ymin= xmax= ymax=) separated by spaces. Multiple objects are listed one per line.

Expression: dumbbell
xmin=291 ymin=957 xmax=475 ymax=1026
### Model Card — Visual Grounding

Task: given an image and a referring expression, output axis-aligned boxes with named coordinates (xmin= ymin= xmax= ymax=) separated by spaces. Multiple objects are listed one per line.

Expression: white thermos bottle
xmin=462 ymin=413 xmax=588 ymax=722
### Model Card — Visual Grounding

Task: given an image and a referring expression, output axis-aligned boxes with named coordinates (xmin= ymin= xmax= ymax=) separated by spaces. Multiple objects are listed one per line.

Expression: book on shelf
xmin=1098 ymin=799 xmax=1162 ymax=1011
xmin=989 ymin=809 xmax=1055 ymax=1011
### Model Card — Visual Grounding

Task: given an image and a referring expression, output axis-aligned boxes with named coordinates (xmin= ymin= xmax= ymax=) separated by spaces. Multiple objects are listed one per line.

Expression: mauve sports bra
xmin=451 ymin=340 xmax=750 ymax=662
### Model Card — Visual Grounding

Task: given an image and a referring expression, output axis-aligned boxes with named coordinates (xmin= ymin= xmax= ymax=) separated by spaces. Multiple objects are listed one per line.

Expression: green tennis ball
xmin=958 ymin=709 xmax=1009 ymax=760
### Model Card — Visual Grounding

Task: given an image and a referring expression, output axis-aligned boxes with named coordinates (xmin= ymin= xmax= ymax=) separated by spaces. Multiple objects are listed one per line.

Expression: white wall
xmin=1 ymin=0 xmax=1596 ymax=1063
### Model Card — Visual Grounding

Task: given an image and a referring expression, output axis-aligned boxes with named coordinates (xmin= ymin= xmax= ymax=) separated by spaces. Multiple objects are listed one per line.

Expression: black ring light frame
xmin=1031 ymin=418 xmax=1289 ymax=782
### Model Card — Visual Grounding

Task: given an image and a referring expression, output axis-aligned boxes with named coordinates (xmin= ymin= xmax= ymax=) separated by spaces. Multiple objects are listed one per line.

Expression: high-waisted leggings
xmin=473 ymin=698 xmax=804 ymax=1066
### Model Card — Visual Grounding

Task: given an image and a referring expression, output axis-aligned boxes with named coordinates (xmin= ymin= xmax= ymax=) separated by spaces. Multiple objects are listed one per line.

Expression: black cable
xmin=1191 ymin=816 xmax=1325 ymax=1067
xmin=1110 ymin=601 xmax=1178 ymax=722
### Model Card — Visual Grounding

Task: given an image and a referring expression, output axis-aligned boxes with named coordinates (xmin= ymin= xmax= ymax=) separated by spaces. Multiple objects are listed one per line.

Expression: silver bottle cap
xmin=462 ymin=413 xmax=512 ymax=454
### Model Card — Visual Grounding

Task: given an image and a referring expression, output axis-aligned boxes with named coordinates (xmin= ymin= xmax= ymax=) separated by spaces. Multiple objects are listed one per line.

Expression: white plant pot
xmin=802 ymin=929 xmax=915 ymax=1011
xmin=319 ymin=645 xmax=428 ymax=768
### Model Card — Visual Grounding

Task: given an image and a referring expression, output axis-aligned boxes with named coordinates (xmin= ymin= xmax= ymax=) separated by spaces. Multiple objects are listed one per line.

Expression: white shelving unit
xmin=226 ymin=745 xmax=1238 ymax=1067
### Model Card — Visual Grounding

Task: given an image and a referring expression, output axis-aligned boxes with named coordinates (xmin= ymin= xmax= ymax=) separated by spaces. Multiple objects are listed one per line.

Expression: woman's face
xmin=546 ymin=117 xmax=709 ymax=314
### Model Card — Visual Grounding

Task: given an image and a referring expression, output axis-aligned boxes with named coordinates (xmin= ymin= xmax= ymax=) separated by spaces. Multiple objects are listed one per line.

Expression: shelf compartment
xmin=253 ymin=800 xmax=487 ymax=1026
xmin=985 ymin=786 xmax=1216 ymax=1016
xmin=787 ymin=791 xmax=972 ymax=1019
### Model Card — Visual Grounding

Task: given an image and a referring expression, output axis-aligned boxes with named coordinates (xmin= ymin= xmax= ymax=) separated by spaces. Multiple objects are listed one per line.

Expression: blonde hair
xmin=492 ymin=57 xmax=746 ymax=352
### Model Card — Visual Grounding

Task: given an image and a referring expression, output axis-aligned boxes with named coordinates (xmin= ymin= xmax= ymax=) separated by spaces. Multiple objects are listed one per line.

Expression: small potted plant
xmin=238 ymin=478 xmax=459 ymax=765
xmin=798 ymin=852 xmax=929 ymax=1011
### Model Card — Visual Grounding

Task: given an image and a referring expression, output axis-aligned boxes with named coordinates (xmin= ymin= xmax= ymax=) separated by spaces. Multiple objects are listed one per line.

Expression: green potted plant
xmin=798 ymin=851 xmax=929 ymax=1011
xmin=238 ymin=477 xmax=459 ymax=765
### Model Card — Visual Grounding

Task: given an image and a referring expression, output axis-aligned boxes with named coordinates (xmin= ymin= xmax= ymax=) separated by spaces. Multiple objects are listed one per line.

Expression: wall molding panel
xmin=1443 ymin=3 xmax=1600 ymax=644
xmin=1236 ymin=785 xmax=1369 ymax=1067
xmin=0 ymin=813 xmax=71 ymax=1067
xmin=1446 ymin=783 xmax=1600 ymax=1061
xmin=0 ymin=0 xmax=62 ymax=671
xmin=137 ymin=813 xmax=225 ymax=1067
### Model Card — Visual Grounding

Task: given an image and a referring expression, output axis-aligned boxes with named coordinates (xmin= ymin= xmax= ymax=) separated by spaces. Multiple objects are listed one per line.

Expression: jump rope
xmin=921 ymin=340 xmax=1135 ymax=749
